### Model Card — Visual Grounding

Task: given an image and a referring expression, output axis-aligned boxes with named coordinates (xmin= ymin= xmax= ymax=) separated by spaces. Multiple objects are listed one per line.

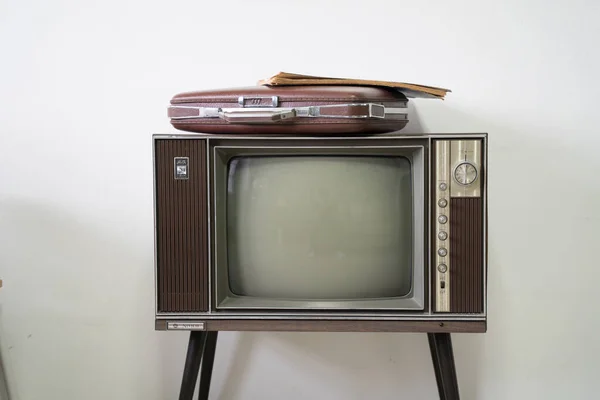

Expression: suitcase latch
xmin=238 ymin=95 xmax=279 ymax=108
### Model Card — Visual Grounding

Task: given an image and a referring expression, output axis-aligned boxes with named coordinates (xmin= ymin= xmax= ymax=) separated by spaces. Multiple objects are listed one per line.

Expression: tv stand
xmin=177 ymin=331 xmax=460 ymax=400
xmin=178 ymin=331 xmax=218 ymax=400
xmin=428 ymin=333 xmax=460 ymax=399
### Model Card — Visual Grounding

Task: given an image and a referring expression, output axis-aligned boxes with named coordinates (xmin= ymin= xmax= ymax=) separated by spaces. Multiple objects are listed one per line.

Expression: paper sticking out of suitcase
xmin=167 ymin=85 xmax=411 ymax=135
xmin=258 ymin=71 xmax=451 ymax=99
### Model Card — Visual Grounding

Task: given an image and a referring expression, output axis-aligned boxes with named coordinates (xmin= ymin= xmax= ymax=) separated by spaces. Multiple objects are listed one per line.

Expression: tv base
xmin=177 ymin=331 xmax=460 ymax=400
xmin=157 ymin=319 xmax=485 ymax=333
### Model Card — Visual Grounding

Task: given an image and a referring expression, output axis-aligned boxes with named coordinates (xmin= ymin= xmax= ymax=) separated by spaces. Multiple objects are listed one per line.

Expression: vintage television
xmin=152 ymin=133 xmax=487 ymax=333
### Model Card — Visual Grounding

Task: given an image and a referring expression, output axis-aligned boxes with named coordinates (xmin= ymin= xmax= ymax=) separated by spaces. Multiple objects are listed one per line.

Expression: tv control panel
xmin=435 ymin=140 xmax=482 ymax=312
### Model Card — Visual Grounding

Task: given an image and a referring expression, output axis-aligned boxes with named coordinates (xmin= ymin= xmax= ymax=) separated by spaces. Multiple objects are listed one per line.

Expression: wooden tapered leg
xmin=179 ymin=331 xmax=207 ymax=400
xmin=197 ymin=331 xmax=218 ymax=400
xmin=428 ymin=333 xmax=460 ymax=400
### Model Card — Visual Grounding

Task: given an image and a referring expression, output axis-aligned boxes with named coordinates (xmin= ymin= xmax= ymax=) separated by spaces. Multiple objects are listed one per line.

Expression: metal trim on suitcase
xmin=168 ymin=102 xmax=407 ymax=124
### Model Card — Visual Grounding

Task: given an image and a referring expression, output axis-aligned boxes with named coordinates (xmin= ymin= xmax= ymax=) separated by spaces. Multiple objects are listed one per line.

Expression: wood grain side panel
xmin=450 ymin=198 xmax=484 ymax=313
xmin=155 ymin=139 xmax=208 ymax=312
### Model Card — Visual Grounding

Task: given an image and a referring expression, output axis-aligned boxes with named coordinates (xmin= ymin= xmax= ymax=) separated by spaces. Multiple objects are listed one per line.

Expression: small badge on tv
xmin=174 ymin=157 xmax=189 ymax=180
xmin=167 ymin=322 xmax=205 ymax=330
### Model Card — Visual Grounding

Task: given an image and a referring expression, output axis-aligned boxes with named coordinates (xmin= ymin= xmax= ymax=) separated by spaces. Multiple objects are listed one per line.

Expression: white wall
xmin=0 ymin=0 xmax=598 ymax=399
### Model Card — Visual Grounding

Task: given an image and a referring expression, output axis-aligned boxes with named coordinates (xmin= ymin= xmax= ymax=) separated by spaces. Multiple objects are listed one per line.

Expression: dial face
xmin=454 ymin=162 xmax=478 ymax=185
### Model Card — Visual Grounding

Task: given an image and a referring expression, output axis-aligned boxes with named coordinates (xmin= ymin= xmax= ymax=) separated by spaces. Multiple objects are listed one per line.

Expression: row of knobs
xmin=438 ymin=183 xmax=448 ymax=274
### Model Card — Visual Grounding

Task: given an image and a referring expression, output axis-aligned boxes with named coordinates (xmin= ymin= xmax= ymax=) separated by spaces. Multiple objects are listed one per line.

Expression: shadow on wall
xmin=0 ymin=198 xmax=187 ymax=400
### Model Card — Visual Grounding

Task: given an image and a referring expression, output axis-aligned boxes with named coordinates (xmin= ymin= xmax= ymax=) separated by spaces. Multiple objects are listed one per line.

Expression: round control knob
xmin=438 ymin=263 xmax=448 ymax=273
xmin=438 ymin=198 xmax=448 ymax=208
xmin=438 ymin=248 xmax=448 ymax=257
xmin=439 ymin=182 xmax=448 ymax=191
xmin=438 ymin=215 xmax=448 ymax=224
xmin=438 ymin=231 xmax=448 ymax=241
xmin=454 ymin=162 xmax=478 ymax=185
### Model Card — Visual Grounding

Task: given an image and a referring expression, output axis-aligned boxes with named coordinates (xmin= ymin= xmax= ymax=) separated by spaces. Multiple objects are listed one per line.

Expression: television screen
xmin=226 ymin=155 xmax=413 ymax=301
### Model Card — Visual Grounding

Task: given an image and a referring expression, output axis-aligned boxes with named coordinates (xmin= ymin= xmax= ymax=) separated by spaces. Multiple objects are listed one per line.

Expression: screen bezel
xmin=211 ymin=142 xmax=426 ymax=312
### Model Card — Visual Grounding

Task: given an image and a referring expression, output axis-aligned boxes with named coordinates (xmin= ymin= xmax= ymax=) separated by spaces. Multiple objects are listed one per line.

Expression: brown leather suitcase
xmin=167 ymin=85 xmax=409 ymax=134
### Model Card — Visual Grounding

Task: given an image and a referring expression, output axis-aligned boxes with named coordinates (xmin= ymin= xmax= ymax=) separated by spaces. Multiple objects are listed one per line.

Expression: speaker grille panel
xmin=449 ymin=198 xmax=484 ymax=313
xmin=155 ymin=139 xmax=208 ymax=312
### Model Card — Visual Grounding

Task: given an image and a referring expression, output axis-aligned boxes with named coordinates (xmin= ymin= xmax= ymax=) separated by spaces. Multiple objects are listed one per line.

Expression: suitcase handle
xmin=219 ymin=104 xmax=387 ymax=122
xmin=168 ymin=106 xmax=297 ymax=123
xmin=219 ymin=109 xmax=297 ymax=123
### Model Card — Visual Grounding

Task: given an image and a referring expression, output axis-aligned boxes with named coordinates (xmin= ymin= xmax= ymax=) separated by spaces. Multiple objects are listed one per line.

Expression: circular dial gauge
xmin=454 ymin=162 xmax=478 ymax=185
